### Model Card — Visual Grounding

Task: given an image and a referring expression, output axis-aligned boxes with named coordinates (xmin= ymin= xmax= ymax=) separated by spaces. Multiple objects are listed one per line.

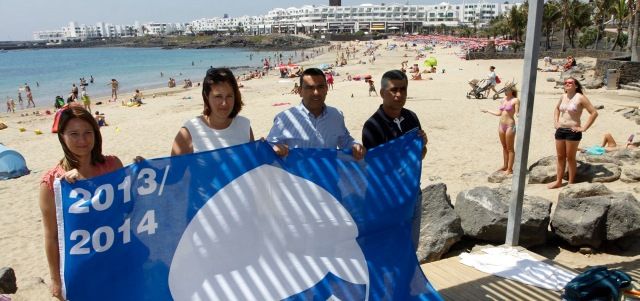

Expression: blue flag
xmin=54 ymin=131 xmax=443 ymax=300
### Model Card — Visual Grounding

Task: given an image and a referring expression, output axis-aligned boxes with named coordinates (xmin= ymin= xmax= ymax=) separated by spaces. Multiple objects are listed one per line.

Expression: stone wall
xmin=466 ymin=49 xmax=628 ymax=60
xmin=594 ymin=59 xmax=640 ymax=85
xmin=619 ymin=61 xmax=640 ymax=85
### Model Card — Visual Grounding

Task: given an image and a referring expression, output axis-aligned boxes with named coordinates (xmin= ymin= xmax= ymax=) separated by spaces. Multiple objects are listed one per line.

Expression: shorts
xmin=555 ymin=128 xmax=582 ymax=141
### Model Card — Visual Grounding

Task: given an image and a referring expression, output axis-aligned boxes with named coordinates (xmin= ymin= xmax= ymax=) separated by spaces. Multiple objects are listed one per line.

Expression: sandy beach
xmin=1 ymin=39 xmax=639 ymax=299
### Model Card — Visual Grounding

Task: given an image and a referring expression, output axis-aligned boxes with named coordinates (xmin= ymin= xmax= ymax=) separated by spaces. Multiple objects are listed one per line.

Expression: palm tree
xmin=507 ymin=5 xmax=527 ymax=42
xmin=626 ymin=0 xmax=636 ymax=49
xmin=559 ymin=0 xmax=571 ymax=51
xmin=593 ymin=0 xmax=614 ymax=49
xmin=542 ymin=0 xmax=561 ymax=49
xmin=610 ymin=0 xmax=630 ymax=50
xmin=632 ymin=0 xmax=639 ymax=60
xmin=566 ymin=0 xmax=593 ymax=48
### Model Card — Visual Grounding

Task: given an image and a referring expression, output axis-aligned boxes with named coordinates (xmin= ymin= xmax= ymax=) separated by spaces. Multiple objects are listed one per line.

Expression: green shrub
xmin=578 ymin=27 xmax=598 ymax=48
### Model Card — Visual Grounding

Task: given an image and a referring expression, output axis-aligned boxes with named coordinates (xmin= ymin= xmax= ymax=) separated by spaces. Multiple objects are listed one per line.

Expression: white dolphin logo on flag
xmin=168 ymin=165 xmax=370 ymax=300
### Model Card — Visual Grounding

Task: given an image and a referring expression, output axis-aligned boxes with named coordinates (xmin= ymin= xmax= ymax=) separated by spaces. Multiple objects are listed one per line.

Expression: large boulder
xmin=606 ymin=193 xmax=640 ymax=241
xmin=621 ymin=168 xmax=640 ymax=183
xmin=573 ymin=162 xmax=621 ymax=183
xmin=528 ymin=156 xmax=558 ymax=184
xmin=551 ymin=196 xmax=610 ymax=248
xmin=416 ymin=183 xmax=463 ymax=263
xmin=582 ymin=78 xmax=603 ymax=89
xmin=460 ymin=170 xmax=488 ymax=182
xmin=578 ymin=153 xmax=622 ymax=166
xmin=0 ymin=267 xmax=17 ymax=294
xmin=610 ymin=149 xmax=640 ymax=164
xmin=622 ymin=108 xmax=639 ymax=120
xmin=488 ymin=170 xmax=511 ymax=183
xmin=558 ymin=183 xmax=614 ymax=201
xmin=495 ymin=188 xmax=552 ymax=246
xmin=455 ymin=186 xmax=551 ymax=246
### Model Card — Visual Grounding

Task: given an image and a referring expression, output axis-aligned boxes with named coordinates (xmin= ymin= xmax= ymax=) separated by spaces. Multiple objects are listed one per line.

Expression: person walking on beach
xmin=481 ymin=84 xmax=520 ymax=175
xmin=171 ymin=67 xmax=254 ymax=155
xmin=6 ymin=97 xmax=15 ymax=113
xmin=81 ymin=89 xmax=91 ymax=112
xmin=548 ymin=77 xmax=598 ymax=189
xmin=109 ymin=79 xmax=119 ymax=102
xmin=368 ymin=79 xmax=378 ymax=96
xmin=25 ymin=83 xmax=35 ymax=108
xmin=362 ymin=69 xmax=428 ymax=249
xmin=267 ymin=68 xmax=365 ymax=160
xmin=484 ymin=66 xmax=499 ymax=98
xmin=17 ymin=90 xmax=24 ymax=109
xmin=71 ymin=84 xmax=79 ymax=101
xmin=39 ymin=106 xmax=124 ymax=300
xmin=326 ymin=72 xmax=334 ymax=90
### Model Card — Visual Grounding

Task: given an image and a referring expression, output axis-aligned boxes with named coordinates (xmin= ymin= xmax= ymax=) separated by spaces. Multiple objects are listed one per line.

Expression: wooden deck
xmin=421 ymin=248 xmax=579 ymax=301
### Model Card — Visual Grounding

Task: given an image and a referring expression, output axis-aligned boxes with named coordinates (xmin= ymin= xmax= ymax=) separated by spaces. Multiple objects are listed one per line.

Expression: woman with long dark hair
xmin=39 ymin=105 xmax=123 ymax=300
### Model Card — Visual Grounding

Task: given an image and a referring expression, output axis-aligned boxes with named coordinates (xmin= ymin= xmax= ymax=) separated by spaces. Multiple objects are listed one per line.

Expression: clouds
xmin=168 ymin=164 xmax=369 ymax=300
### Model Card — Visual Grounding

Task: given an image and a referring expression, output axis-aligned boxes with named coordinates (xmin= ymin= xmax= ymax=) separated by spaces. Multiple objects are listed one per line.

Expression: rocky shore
xmin=0 ymin=34 xmax=329 ymax=51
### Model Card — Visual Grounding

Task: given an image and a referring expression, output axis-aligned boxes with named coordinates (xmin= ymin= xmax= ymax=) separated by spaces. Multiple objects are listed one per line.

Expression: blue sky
xmin=1 ymin=0 xmax=470 ymax=41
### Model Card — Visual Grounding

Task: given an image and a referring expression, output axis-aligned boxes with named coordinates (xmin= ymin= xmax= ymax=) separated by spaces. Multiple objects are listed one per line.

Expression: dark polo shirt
xmin=362 ymin=105 xmax=422 ymax=150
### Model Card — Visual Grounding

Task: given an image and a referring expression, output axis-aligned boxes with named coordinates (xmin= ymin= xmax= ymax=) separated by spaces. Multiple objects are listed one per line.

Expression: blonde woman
xmin=481 ymin=85 xmax=520 ymax=174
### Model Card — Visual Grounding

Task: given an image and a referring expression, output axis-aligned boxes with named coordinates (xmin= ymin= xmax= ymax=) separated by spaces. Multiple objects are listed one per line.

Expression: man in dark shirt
xmin=362 ymin=69 xmax=428 ymax=250
xmin=362 ymin=69 xmax=427 ymax=156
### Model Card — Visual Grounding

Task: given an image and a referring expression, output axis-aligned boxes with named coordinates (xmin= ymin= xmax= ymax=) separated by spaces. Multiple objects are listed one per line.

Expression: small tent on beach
xmin=0 ymin=144 xmax=30 ymax=180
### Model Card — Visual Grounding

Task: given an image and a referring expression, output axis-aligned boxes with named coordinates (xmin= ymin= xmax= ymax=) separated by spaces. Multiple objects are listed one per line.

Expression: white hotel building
xmin=34 ymin=1 xmax=519 ymax=41
xmin=190 ymin=1 xmax=520 ymax=35
xmin=33 ymin=21 xmax=187 ymax=43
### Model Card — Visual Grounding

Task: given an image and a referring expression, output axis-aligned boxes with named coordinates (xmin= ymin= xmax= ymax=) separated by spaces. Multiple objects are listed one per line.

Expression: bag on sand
xmin=562 ymin=266 xmax=632 ymax=301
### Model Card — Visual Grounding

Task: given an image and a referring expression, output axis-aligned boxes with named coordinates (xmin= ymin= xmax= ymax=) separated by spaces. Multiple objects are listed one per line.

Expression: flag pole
xmin=505 ymin=0 xmax=544 ymax=246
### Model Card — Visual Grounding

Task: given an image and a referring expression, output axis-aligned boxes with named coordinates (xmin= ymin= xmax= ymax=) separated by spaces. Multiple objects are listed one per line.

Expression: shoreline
xmin=2 ymin=45 xmax=324 ymax=113
xmin=0 ymin=34 xmax=329 ymax=51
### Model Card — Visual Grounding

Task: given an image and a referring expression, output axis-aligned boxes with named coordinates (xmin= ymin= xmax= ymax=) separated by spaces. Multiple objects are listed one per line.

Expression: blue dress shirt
xmin=267 ymin=102 xmax=356 ymax=149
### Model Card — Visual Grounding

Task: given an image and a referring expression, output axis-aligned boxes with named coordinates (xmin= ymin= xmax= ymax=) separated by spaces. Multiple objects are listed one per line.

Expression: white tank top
xmin=182 ymin=115 xmax=251 ymax=153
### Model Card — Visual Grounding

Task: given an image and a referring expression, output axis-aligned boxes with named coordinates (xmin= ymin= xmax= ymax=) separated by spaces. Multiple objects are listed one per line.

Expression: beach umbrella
xmin=424 ymin=57 xmax=438 ymax=67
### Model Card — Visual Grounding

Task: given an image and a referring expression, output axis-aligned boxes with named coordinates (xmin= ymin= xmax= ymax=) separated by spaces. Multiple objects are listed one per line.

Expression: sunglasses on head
xmin=564 ymin=80 xmax=575 ymax=85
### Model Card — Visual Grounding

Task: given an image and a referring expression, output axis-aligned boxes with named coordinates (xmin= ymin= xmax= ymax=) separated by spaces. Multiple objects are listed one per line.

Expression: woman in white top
xmin=548 ymin=77 xmax=598 ymax=189
xmin=172 ymin=68 xmax=254 ymax=155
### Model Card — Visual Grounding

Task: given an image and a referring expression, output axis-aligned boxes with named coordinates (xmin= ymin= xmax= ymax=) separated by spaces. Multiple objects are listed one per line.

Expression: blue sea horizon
xmin=0 ymin=47 xmax=299 ymax=109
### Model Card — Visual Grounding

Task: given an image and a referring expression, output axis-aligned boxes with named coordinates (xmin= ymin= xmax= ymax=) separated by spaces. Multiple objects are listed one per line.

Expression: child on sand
xmin=368 ymin=79 xmax=377 ymax=96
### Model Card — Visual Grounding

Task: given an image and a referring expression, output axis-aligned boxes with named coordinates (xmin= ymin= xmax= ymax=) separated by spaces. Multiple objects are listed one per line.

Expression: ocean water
xmin=0 ymin=47 xmax=300 ymax=108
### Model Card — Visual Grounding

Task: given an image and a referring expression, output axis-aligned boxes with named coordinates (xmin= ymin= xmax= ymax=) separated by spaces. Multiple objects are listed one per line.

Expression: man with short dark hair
xmin=362 ymin=69 xmax=428 ymax=250
xmin=362 ymin=70 xmax=427 ymax=156
xmin=268 ymin=68 xmax=365 ymax=160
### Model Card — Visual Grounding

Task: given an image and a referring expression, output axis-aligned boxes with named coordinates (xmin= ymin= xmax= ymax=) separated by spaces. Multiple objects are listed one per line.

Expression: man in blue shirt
xmin=268 ymin=68 xmax=365 ymax=160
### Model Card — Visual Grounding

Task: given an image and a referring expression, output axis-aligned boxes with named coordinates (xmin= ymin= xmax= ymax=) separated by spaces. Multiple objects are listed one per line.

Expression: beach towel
xmin=584 ymin=146 xmax=606 ymax=155
xmin=459 ymin=247 xmax=577 ymax=291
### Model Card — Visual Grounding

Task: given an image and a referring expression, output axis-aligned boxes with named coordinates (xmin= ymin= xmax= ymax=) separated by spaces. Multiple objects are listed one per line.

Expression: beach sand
xmin=1 ymin=40 xmax=639 ymax=299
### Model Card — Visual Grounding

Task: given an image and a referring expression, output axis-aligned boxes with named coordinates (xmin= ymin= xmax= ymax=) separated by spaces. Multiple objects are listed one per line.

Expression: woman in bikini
xmin=548 ymin=77 xmax=598 ymax=189
xmin=481 ymin=85 xmax=520 ymax=174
